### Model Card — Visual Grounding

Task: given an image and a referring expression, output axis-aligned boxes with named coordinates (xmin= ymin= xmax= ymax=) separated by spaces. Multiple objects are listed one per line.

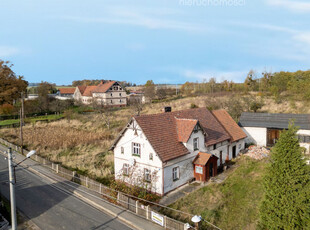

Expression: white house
xmin=239 ymin=112 xmax=310 ymax=152
xmin=74 ymin=81 xmax=127 ymax=106
xmin=111 ymin=108 xmax=247 ymax=196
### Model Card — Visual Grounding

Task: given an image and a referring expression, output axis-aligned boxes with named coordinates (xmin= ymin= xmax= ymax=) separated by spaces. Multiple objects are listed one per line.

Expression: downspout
xmin=162 ymin=162 xmax=165 ymax=196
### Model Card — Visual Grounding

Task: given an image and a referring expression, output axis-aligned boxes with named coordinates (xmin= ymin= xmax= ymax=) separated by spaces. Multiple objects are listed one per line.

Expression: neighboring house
xmin=74 ymin=81 xmax=127 ymax=106
xmin=58 ymin=88 xmax=75 ymax=97
xmin=239 ymin=112 xmax=310 ymax=152
xmin=127 ymin=91 xmax=146 ymax=105
xmin=111 ymin=107 xmax=247 ymax=196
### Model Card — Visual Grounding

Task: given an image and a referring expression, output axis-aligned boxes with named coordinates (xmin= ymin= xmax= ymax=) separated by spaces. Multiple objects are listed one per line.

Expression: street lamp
xmin=7 ymin=147 xmax=36 ymax=230
xmin=191 ymin=215 xmax=202 ymax=230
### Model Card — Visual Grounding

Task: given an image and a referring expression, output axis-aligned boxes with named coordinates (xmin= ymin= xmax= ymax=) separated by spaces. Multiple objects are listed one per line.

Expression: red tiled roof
xmin=59 ymin=88 xmax=75 ymax=94
xmin=77 ymin=86 xmax=87 ymax=94
xmin=175 ymin=118 xmax=198 ymax=142
xmin=212 ymin=109 xmax=247 ymax=142
xmin=92 ymin=81 xmax=116 ymax=93
xmin=134 ymin=108 xmax=231 ymax=162
xmin=193 ymin=152 xmax=216 ymax=165
xmin=82 ymin=86 xmax=97 ymax=97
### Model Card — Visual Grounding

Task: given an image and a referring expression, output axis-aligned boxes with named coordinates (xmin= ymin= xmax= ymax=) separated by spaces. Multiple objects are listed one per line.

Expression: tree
xmin=180 ymin=82 xmax=194 ymax=96
xmin=156 ymin=88 xmax=167 ymax=100
xmin=0 ymin=60 xmax=28 ymax=105
xmin=143 ymin=80 xmax=156 ymax=101
xmin=244 ymin=70 xmax=258 ymax=92
xmin=259 ymin=124 xmax=310 ymax=229
xmin=37 ymin=81 xmax=56 ymax=112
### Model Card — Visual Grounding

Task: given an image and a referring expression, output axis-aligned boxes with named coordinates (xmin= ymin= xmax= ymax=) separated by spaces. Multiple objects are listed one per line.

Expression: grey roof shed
xmin=239 ymin=112 xmax=310 ymax=130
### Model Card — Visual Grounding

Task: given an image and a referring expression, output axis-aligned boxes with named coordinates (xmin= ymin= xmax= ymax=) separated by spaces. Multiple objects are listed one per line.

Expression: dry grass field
xmin=0 ymin=93 xmax=308 ymax=182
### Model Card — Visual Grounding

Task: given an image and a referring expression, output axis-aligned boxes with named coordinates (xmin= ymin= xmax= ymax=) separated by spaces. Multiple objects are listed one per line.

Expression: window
xmin=120 ymin=99 xmax=122 ymax=103
xmin=213 ymin=144 xmax=216 ymax=150
xmin=111 ymin=100 xmax=113 ymax=104
xmin=144 ymin=168 xmax=151 ymax=182
xmin=132 ymin=142 xmax=141 ymax=156
xmin=121 ymin=147 xmax=124 ymax=154
xmin=193 ymin=125 xmax=199 ymax=133
xmin=193 ymin=137 xmax=199 ymax=151
xmin=220 ymin=151 xmax=223 ymax=165
xmin=119 ymin=93 xmax=122 ymax=96
xmin=298 ymin=135 xmax=310 ymax=143
xmin=123 ymin=163 xmax=129 ymax=176
xmin=195 ymin=165 xmax=203 ymax=174
xmin=149 ymin=153 xmax=153 ymax=160
xmin=110 ymin=93 xmax=112 ymax=96
xmin=172 ymin=167 xmax=180 ymax=181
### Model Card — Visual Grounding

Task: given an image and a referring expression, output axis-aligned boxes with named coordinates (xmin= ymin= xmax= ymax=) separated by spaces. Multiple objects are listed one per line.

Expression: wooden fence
xmin=0 ymin=138 xmax=187 ymax=230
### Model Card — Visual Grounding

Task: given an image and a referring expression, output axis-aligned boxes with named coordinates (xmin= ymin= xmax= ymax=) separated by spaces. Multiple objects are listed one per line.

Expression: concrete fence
xmin=0 ymin=138 xmax=188 ymax=230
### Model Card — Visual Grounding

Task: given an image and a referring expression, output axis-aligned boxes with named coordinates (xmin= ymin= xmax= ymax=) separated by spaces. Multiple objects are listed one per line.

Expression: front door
xmin=232 ymin=146 xmax=236 ymax=158
xmin=209 ymin=163 xmax=213 ymax=177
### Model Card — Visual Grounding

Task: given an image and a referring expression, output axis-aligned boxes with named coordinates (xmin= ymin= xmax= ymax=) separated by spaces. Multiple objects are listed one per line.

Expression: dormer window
xmin=193 ymin=137 xmax=199 ymax=151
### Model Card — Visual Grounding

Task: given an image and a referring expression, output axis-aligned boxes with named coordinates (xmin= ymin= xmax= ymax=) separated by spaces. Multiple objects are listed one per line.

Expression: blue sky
xmin=1 ymin=0 xmax=310 ymax=85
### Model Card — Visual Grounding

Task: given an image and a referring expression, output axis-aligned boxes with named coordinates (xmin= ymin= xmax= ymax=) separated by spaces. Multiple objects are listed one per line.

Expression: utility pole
xmin=20 ymin=92 xmax=24 ymax=155
xmin=8 ymin=148 xmax=17 ymax=230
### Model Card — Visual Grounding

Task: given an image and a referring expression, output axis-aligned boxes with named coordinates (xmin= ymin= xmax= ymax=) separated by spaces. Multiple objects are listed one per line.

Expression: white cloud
xmin=266 ymin=0 xmax=310 ymax=13
xmin=293 ymin=32 xmax=310 ymax=46
xmin=62 ymin=7 xmax=206 ymax=32
xmin=0 ymin=46 xmax=19 ymax=57
xmin=181 ymin=69 xmax=248 ymax=82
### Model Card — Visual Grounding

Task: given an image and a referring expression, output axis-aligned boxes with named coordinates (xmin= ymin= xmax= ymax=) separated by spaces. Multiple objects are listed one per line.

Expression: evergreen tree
xmin=260 ymin=123 xmax=310 ymax=229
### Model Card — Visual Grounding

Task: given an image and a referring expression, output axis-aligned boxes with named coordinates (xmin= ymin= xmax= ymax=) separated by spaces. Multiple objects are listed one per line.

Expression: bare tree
xmin=92 ymin=99 xmax=113 ymax=129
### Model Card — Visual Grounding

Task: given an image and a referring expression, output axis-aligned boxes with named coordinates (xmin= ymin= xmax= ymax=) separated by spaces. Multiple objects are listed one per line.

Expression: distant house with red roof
xmin=110 ymin=107 xmax=247 ymax=196
xmin=58 ymin=88 xmax=76 ymax=97
xmin=73 ymin=81 xmax=127 ymax=106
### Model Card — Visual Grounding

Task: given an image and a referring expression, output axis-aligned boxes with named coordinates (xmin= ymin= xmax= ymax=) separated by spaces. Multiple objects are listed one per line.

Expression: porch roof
xmin=193 ymin=152 xmax=217 ymax=166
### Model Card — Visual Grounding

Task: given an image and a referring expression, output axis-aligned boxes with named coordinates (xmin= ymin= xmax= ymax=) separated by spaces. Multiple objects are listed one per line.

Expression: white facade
xmin=242 ymin=127 xmax=267 ymax=146
xmin=114 ymin=117 xmax=247 ymax=196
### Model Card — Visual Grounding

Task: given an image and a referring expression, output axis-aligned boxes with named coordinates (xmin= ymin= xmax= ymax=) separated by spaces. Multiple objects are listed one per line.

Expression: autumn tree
xmin=180 ymin=82 xmax=194 ymax=96
xmin=260 ymin=124 xmax=310 ymax=229
xmin=143 ymin=80 xmax=156 ymax=101
xmin=244 ymin=70 xmax=258 ymax=92
xmin=0 ymin=60 xmax=28 ymax=105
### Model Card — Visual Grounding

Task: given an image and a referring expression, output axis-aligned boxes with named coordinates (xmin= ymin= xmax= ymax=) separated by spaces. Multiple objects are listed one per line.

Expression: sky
xmin=1 ymin=0 xmax=310 ymax=85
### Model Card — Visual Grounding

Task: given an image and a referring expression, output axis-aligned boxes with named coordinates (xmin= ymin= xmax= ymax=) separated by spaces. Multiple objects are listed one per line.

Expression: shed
xmin=193 ymin=152 xmax=218 ymax=182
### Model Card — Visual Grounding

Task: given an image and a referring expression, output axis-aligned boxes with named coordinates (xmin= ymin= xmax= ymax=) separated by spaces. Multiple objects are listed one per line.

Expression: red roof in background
xmin=59 ymin=88 xmax=75 ymax=94
xmin=212 ymin=109 xmax=247 ymax=142
xmin=134 ymin=108 xmax=231 ymax=162
xmin=175 ymin=118 xmax=198 ymax=142
xmin=77 ymin=86 xmax=87 ymax=94
xmin=92 ymin=81 xmax=117 ymax=93
xmin=82 ymin=86 xmax=97 ymax=97
xmin=77 ymin=81 xmax=118 ymax=97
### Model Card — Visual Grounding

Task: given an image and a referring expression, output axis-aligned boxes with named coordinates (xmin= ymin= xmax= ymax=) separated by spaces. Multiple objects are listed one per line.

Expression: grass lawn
xmin=0 ymin=114 xmax=63 ymax=127
xmin=166 ymin=156 xmax=268 ymax=230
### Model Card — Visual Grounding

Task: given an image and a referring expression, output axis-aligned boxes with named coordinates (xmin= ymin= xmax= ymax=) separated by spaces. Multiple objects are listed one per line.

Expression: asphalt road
xmin=0 ymin=148 xmax=132 ymax=230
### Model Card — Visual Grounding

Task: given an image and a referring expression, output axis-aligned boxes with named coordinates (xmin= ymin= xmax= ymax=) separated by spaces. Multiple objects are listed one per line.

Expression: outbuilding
xmin=193 ymin=152 xmax=218 ymax=182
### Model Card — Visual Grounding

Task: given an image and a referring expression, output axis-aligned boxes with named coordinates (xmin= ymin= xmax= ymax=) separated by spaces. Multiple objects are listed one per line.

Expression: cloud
xmin=293 ymin=32 xmax=310 ymax=46
xmin=62 ymin=7 xmax=206 ymax=32
xmin=266 ymin=0 xmax=310 ymax=13
xmin=181 ymin=69 xmax=248 ymax=82
xmin=0 ymin=46 xmax=19 ymax=57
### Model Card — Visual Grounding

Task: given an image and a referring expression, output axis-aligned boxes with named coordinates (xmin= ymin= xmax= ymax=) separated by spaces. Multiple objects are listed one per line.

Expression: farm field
xmin=0 ymin=93 xmax=308 ymax=183
xmin=0 ymin=114 xmax=64 ymax=127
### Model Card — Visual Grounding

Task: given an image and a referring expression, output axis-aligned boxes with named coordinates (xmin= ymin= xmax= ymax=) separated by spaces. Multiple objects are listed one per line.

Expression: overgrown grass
xmin=165 ymin=156 xmax=267 ymax=230
xmin=0 ymin=114 xmax=64 ymax=127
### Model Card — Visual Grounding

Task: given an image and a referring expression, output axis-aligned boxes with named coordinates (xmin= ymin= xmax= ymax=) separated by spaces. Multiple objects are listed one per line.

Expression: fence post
xmin=35 ymin=155 xmax=38 ymax=161
xmin=117 ymin=192 xmax=120 ymax=203
xmin=43 ymin=159 xmax=46 ymax=165
xmin=52 ymin=163 xmax=54 ymax=170
xmin=99 ymin=183 xmax=102 ymax=194
xmin=86 ymin=177 xmax=88 ymax=187
xmin=164 ymin=216 xmax=167 ymax=229
xmin=136 ymin=200 xmax=139 ymax=214
xmin=56 ymin=164 xmax=59 ymax=173
xmin=146 ymin=205 xmax=149 ymax=219
xmin=72 ymin=171 xmax=76 ymax=181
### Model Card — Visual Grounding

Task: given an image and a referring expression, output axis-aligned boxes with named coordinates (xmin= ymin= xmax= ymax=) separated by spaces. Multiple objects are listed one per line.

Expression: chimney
xmin=164 ymin=106 xmax=172 ymax=113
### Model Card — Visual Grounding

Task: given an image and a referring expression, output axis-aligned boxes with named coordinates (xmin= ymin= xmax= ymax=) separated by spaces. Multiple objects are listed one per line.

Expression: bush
xmin=0 ymin=104 xmax=14 ymax=115
xmin=190 ymin=103 xmax=198 ymax=108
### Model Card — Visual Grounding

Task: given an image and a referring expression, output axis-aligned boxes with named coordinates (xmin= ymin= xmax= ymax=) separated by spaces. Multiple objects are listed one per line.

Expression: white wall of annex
xmin=242 ymin=127 xmax=267 ymax=146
